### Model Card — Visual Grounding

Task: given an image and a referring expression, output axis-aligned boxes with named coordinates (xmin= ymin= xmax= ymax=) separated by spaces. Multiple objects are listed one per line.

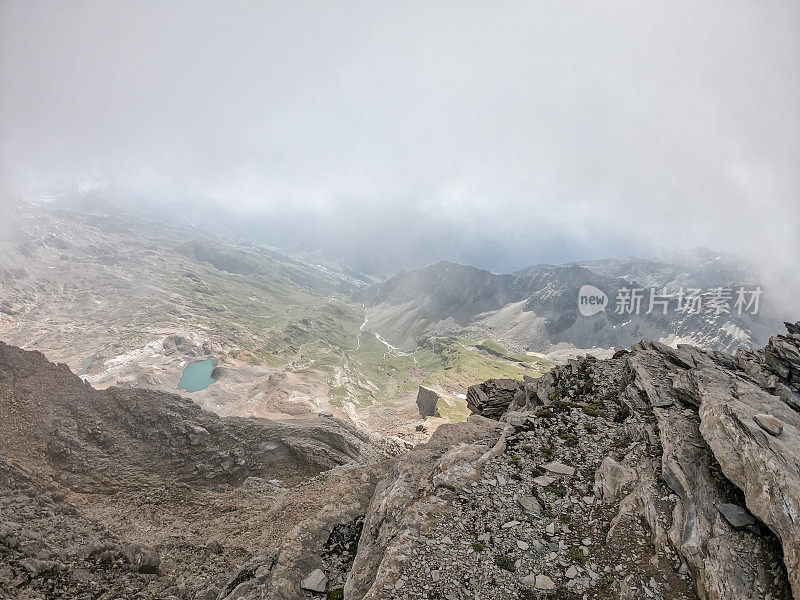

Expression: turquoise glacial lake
xmin=178 ymin=358 xmax=216 ymax=392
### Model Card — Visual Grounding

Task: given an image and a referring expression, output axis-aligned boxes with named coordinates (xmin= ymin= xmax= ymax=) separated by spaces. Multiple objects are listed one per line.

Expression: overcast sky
xmin=1 ymin=1 xmax=798 ymax=297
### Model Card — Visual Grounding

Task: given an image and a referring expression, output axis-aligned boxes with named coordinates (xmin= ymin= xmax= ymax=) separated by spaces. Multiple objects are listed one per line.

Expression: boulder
xmin=416 ymin=386 xmax=440 ymax=418
xmin=121 ymin=543 xmax=160 ymax=574
xmin=516 ymin=495 xmax=542 ymax=518
xmin=593 ymin=456 xmax=637 ymax=502
xmin=718 ymin=504 xmax=756 ymax=530
xmin=300 ymin=569 xmax=328 ymax=592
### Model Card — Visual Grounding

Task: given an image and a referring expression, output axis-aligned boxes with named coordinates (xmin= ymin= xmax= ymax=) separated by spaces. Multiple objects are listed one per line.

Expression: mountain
xmin=367 ymin=258 xmax=780 ymax=355
xmin=516 ymin=248 xmax=754 ymax=292
xmin=2 ymin=322 xmax=798 ymax=599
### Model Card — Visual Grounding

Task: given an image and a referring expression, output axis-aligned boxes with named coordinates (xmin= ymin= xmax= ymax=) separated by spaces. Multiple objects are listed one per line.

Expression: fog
xmin=1 ymin=2 xmax=798 ymax=307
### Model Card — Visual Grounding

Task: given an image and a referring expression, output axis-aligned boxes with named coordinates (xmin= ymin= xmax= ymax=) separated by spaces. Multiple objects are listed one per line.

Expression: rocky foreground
xmin=1 ymin=323 xmax=799 ymax=599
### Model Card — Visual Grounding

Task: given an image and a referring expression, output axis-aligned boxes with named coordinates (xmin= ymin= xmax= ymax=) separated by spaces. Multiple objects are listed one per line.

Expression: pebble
xmin=566 ymin=566 xmax=578 ymax=579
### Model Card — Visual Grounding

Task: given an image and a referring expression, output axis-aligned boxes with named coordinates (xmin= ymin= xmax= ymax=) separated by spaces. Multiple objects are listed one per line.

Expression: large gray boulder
xmin=415 ymin=386 xmax=440 ymax=418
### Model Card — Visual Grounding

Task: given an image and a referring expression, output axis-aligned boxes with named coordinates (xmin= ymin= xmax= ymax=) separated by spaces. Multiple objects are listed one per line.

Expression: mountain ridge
xmin=367 ymin=258 xmax=779 ymax=355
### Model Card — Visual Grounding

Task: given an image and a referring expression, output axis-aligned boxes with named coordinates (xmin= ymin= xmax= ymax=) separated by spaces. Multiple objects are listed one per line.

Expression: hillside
xmin=1 ymin=323 xmax=798 ymax=599
xmin=367 ymin=259 xmax=779 ymax=355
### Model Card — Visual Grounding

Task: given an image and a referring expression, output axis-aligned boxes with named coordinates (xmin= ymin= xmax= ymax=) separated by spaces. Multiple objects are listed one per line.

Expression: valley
xmin=0 ymin=199 xmax=546 ymax=439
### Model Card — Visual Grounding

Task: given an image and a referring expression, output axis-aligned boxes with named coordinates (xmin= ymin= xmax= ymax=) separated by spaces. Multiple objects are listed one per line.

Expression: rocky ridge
xmin=333 ymin=322 xmax=799 ymax=599
xmin=225 ymin=321 xmax=799 ymax=599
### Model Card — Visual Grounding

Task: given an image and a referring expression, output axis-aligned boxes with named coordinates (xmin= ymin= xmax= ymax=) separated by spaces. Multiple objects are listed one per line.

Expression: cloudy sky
xmin=1 ymin=1 xmax=798 ymax=288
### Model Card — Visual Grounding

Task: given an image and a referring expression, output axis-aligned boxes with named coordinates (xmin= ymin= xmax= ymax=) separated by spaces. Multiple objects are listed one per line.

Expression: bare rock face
xmin=416 ymin=386 xmax=440 ymax=418
xmin=694 ymin=367 xmax=800 ymax=595
xmin=617 ymin=328 xmax=800 ymax=600
xmin=619 ymin=338 xmax=798 ymax=600
xmin=344 ymin=416 xmax=507 ymax=599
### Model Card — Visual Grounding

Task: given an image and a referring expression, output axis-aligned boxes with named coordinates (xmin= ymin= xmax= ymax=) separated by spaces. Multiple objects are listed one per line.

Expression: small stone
xmin=395 ymin=578 xmax=405 ymax=590
xmin=301 ymin=569 xmax=328 ymax=592
xmin=533 ymin=475 xmax=556 ymax=486
xmin=535 ymin=574 xmax=556 ymax=590
xmin=517 ymin=540 xmax=529 ymax=550
xmin=516 ymin=495 xmax=542 ymax=517
xmin=566 ymin=566 xmax=578 ymax=579
xmin=431 ymin=570 xmax=440 ymax=582
xmin=541 ymin=461 xmax=575 ymax=476
xmin=20 ymin=558 xmax=60 ymax=576
xmin=754 ymin=414 xmax=783 ymax=436
xmin=502 ymin=520 xmax=520 ymax=529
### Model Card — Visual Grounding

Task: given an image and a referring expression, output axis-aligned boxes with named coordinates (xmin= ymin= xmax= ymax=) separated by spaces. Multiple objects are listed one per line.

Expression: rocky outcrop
xmin=466 ymin=378 xmax=538 ymax=418
xmin=764 ymin=323 xmax=800 ymax=394
xmin=379 ymin=322 xmax=799 ymax=600
xmin=695 ymin=369 xmax=800 ymax=595
xmin=345 ymin=416 xmax=507 ymax=599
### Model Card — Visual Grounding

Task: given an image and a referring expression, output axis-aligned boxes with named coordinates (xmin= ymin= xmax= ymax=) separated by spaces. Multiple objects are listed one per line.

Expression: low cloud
xmin=1 ymin=2 xmax=798 ymax=310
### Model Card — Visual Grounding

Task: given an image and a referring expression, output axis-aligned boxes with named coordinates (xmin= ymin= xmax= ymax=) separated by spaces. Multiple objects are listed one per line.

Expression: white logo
xmin=578 ymin=285 xmax=608 ymax=316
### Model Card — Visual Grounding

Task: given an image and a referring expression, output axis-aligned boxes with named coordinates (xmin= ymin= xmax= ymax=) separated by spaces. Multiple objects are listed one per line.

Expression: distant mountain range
xmin=366 ymin=255 xmax=780 ymax=355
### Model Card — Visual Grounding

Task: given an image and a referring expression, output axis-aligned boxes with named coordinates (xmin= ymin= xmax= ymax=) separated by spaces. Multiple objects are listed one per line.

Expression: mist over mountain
xmin=2 ymin=2 xmax=798 ymax=310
